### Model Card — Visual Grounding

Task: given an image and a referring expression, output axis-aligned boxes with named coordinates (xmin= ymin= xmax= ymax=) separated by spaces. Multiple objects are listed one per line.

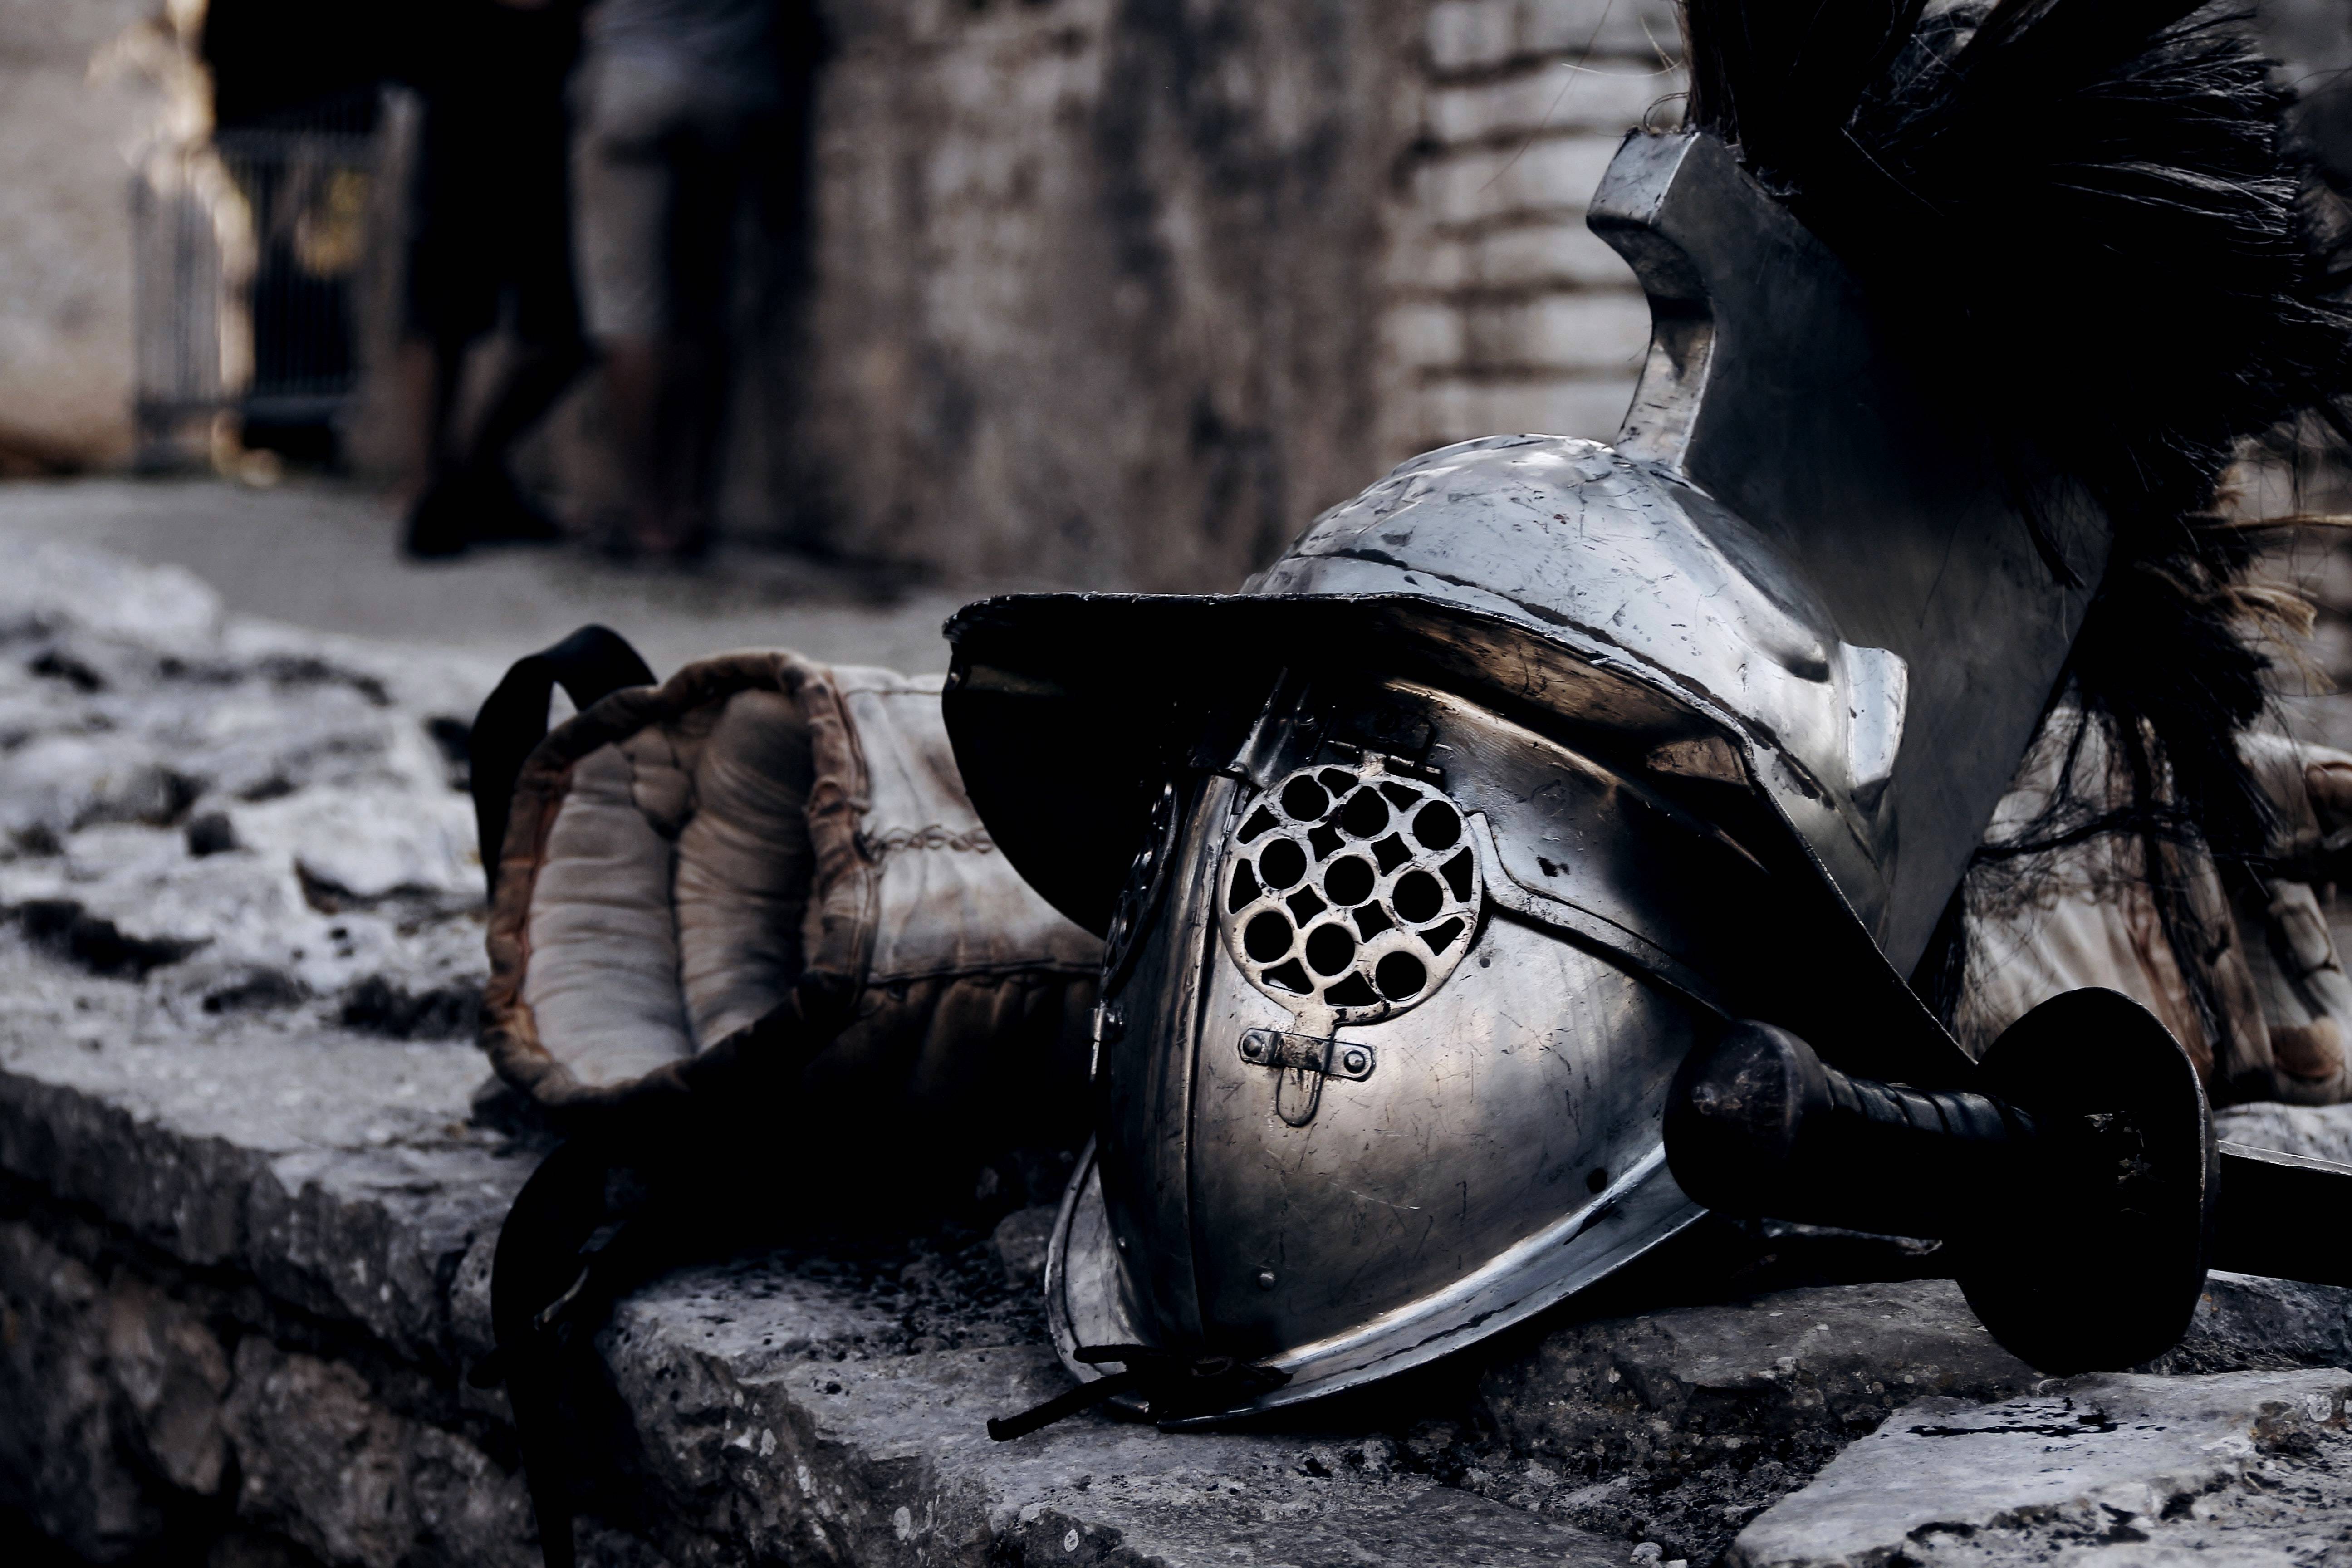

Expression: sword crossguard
xmin=1664 ymin=990 xmax=2216 ymax=1374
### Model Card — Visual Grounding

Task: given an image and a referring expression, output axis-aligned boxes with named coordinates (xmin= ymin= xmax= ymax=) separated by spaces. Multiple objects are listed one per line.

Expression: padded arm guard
xmin=477 ymin=641 xmax=1102 ymax=1131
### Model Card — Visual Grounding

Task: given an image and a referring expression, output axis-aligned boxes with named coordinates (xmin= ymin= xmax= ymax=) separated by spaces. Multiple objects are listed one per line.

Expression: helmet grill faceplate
xmin=1219 ymin=760 xmax=1481 ymax=1026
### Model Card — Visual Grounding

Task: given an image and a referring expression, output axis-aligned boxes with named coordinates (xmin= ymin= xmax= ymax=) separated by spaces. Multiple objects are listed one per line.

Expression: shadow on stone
xmin=338 ymin=976 xmax=482 ymax=1041
xmin=14 ymin=898 xmax=203 ymax=978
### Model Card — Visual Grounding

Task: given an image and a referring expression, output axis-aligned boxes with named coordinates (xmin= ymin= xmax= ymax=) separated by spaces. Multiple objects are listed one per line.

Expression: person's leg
xmin=398 ymin=299 xmax=492 ymax=554
xmin=458 ymin=340 xmax=587 ymax=483
xmin=393 ymin=336 xmax=447 ymax=504
xmin=599 ymin=333 xmax=665 ymax=552
xmin=431 ymin=328 xmax=587 ymax=544
xmin=662 ymin=330 xmax=725 ymax=557
xmin=445 ymin=113 xmax=590 ymax=541
xmin=573 ymin=54 xmax=679 ymax=555
xmin=646 ymin=115 xmax=759 ymax=558
xmin=412 ymin=345 xmax=579 ymax=546
xmin=401 ymin=326 xmax=490 ymax=557
xmin=401 ymin=99 xmax=518 ymax=557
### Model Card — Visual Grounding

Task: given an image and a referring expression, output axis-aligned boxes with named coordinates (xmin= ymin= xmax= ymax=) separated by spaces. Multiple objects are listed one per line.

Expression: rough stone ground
xmin=1731 ymin=1370 xmax=2352 ymax=1568
xmin=5 ymin=533 xmax=2352 ymax=1567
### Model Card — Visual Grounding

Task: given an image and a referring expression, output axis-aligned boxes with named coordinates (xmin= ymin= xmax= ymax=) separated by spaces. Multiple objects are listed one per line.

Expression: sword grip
xmin=1665 ymin=1021 xmax=2037 ymax=1240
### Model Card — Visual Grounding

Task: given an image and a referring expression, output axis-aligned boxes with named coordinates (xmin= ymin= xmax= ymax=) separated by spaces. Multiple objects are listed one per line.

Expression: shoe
xmin=402 ymin=476 xmax=472 ymax=559
xmin=467 ymin=470 xmax=567 ymax=546
xmin=401 ymin=470 xmax=566 ymax=559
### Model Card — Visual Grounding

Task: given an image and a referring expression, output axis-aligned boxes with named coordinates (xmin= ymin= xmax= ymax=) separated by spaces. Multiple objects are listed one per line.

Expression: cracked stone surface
xmin=1729 ymin=1369 xmax=2352 ymax=1567
xmin=1475 ymin=1276 xmax=2045 ymax=1557
xmin=5 ymin=543 xmax=2352 ymax=1568
xmin=0 ymin=541 xmax=490 ymax=1035
xmin=0 ymin=941 xmax=1637 ymax=1567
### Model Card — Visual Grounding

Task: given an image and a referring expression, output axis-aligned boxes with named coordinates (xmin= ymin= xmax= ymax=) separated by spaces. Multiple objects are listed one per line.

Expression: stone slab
xmin=1472 ymin=1264 xmax=2352 ymax=1564
xmin=0 ymin=980 xmax=1631 ymax=1567
xmin=1486 ymin=1278 xmax=2046 ymax=1466
xmin=2161 ymin=1269 xmax=2352 ymax=1376
xmin=596 ymin=1280 xmax=1627 ymax=1568
xmin=1730 ymin=1369 xmax=2352 ymax=1567
xmin=0 ymin=944 xmax=524 ymax=1364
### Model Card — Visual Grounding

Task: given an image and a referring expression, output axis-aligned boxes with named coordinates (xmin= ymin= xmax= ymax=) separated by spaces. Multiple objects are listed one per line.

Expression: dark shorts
xmin=405 ymin=98 xmax=582 ymax=347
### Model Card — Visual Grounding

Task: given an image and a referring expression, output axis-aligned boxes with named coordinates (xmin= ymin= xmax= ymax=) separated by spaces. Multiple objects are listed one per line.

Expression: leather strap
xmin=485 ymin=980 xmax=857 ymax=1567
xmin=470 ymin=625 xmax=657 ymax=899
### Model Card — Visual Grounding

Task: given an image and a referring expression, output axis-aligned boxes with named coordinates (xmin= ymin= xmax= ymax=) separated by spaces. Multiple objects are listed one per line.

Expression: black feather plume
xmin=1681 ymin=1 xmax=2352 ymax=1042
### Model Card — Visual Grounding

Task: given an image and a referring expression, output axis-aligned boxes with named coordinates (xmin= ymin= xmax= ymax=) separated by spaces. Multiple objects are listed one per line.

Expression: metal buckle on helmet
xmin=1235 ymin=1028 xmax=1376 ymax=1127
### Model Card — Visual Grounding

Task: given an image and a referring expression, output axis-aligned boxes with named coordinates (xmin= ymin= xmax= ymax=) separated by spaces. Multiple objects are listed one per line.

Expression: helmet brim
xmin=945 ymin=590 xmax=1739 ymax=937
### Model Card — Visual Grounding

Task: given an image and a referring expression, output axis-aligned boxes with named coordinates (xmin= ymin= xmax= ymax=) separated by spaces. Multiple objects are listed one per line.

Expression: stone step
xmin=0 ymin=934 xmax=1631 ymax=1568
xmin=1730 ymin=1368 xmax=2352 ymax=1567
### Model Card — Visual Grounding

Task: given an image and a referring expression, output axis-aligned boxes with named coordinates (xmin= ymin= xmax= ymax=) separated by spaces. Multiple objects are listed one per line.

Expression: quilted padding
xmin=523 ymin=740 xmax=695 ymax=1087
xmin=482 ymin=649 xmax=1098 ymax=1116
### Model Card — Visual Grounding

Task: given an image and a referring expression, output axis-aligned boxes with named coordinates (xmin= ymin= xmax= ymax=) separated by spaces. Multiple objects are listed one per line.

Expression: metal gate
xmin=131 ymin=101 xmax=382 ymax=467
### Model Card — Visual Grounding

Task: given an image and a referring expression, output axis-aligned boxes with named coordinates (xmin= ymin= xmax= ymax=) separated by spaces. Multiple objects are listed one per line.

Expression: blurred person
xmin=398 ymin=0 xmax=589 ymax=559
xmin=573 ymin=0 xmax=799 ymax=559
xmin=203 ymin=1 xmax=387 ymax=129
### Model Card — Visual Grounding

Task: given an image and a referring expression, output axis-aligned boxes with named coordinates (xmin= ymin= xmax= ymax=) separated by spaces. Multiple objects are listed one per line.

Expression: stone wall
xmin=784 ymin=0 xmax=1426 ymax=589
xmin=0 ymin=0 xmax=167 ymax=471
xmin=776 ymin=0 xmax=1676 ymax=588
xmin=1381 ymin=0 xmax=1677 ymax=460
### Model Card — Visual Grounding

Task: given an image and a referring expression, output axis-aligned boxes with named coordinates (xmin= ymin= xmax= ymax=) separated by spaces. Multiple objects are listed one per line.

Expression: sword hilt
xmin=1665 ymin=1021 xmax=2042 ymax=1241
xmin=1664 ymin=990 xmax=2215 ymax=1374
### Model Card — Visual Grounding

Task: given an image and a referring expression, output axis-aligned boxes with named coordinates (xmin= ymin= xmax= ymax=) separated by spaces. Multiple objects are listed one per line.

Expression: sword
xmin=1664 ymin=988 xmax=2352 ymax=1372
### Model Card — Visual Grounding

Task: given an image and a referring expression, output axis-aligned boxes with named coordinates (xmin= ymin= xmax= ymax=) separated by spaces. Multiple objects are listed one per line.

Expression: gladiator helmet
xmin=944 ymin=0 xmax=2344 ymax=1420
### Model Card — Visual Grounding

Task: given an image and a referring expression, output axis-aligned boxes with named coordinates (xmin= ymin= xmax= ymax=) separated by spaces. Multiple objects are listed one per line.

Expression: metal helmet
xmin=942 ymin=129 xmax=2110 ymax=1421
